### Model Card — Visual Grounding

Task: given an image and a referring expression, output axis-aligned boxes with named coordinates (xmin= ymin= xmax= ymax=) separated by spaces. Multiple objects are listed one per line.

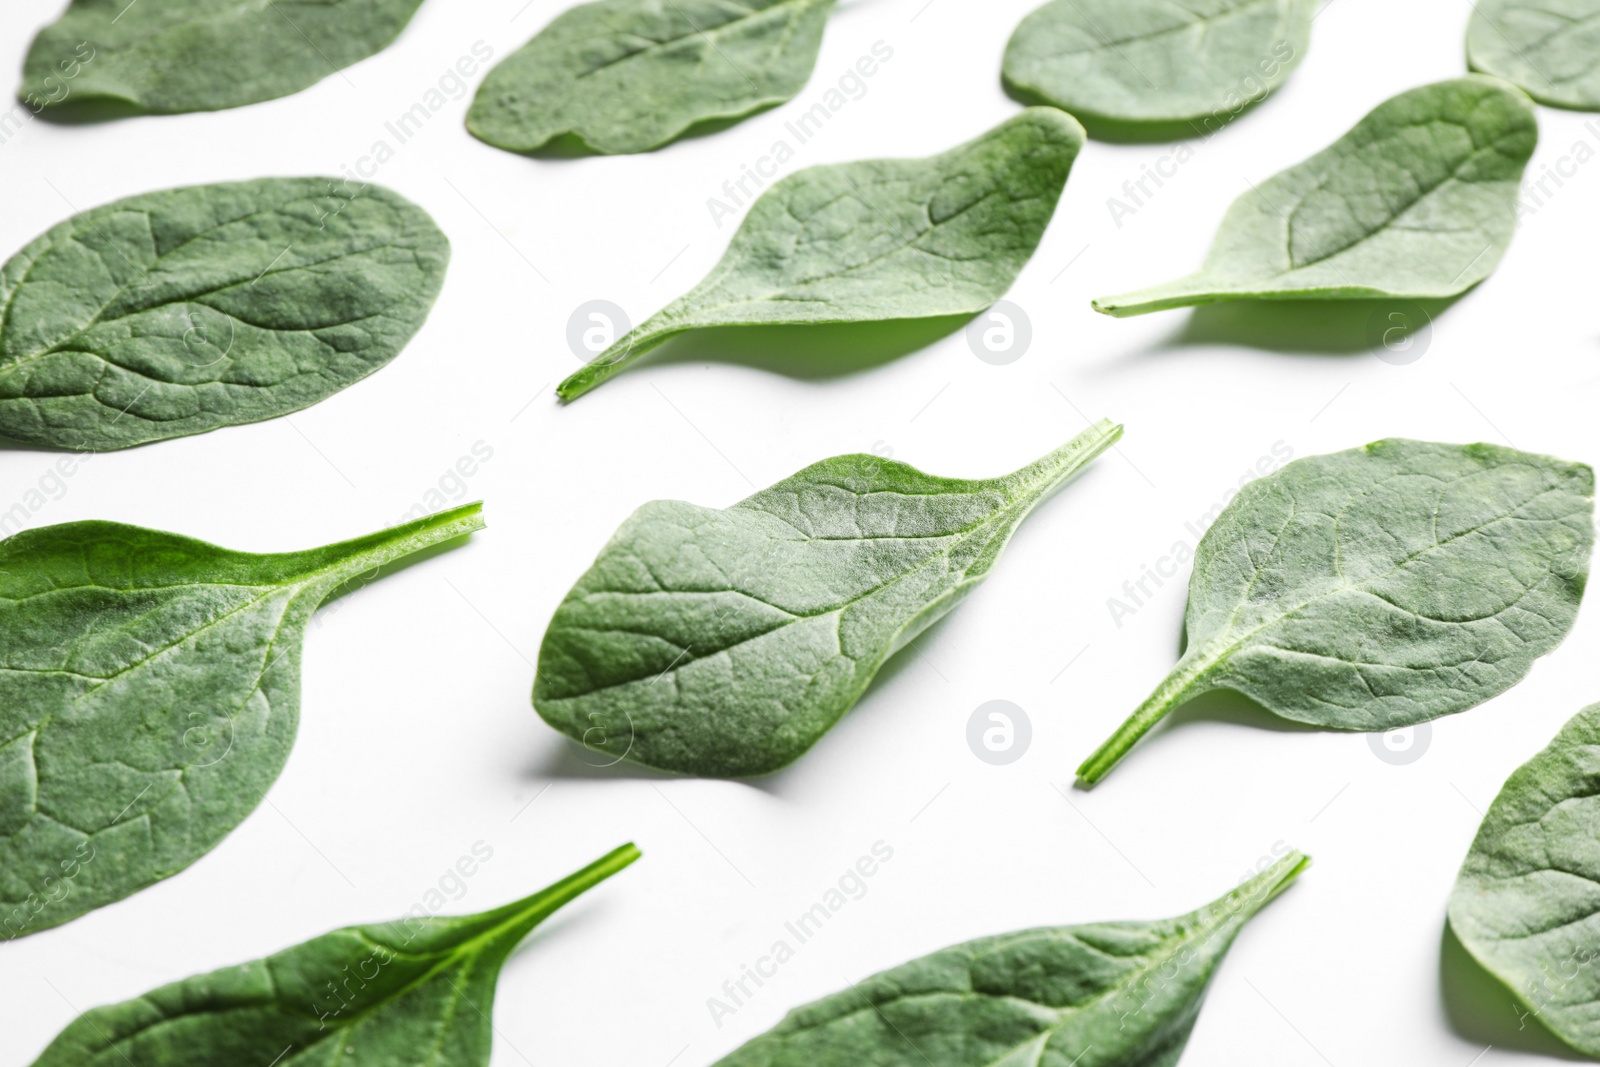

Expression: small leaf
xmin=1450 ymin=704 xmax=1600 ymax=1056
xmin=535 ymin=422 xmax=1120 ymax=776
xmin=0 ymin=503 xmax=485 ymax=939
xmin=0 ymin=177 xmax=449 ymax=451
xmin=1002 ymin=0 xmax=1313 ymax=135
xmin=1093 ymin=77 xmax=1537 ymax=316
xmin=28 ymin=843 xmax=639 ymax=1066
xmin=468 ymin=0 xmax=836 ymax=155
xmin=1469 ymin=0 xmax=1600 ymax=110
xmin=1078 ymin=439 xmax=1592 ymax=785
xmin=715 ymin=850 xmax=1308 ymax=1067
xmin=556 ymin=108 xmax=1084 ymax=400
xmin=20 ymin=0 xmax=426 ymax=115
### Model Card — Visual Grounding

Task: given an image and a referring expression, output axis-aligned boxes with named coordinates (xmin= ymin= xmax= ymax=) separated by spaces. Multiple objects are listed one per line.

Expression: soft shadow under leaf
xmin=1165 ymin=297 xmax=1461 ymax=355
xmin=1439 ymin=920 xmax=1586 ymax=1060
xmin=639 ymin=314 xmax=975 ymax=381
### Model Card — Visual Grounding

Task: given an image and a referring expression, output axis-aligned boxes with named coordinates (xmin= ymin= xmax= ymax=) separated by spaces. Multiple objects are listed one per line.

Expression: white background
xmin=2 ymin=0 xmax=1596 ymax=1064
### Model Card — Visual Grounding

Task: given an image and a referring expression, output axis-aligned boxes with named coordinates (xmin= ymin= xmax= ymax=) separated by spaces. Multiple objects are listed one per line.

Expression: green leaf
xmin=20 ymin=0 xmax=426 ymax=115
xmin=467 ymin=0 xmax=836 ymax=155
xmin=28 ymin=843 xmax=638 ymax=1066
xmin=556 ymin=108 xmax=1084 ymax=400
xmin=0 ymin=503 xmax=485 ymax=939
xmin=1468 ymin=0 xmax=1600 ymax=110
xmin=1449 ymin=704 xmax=1600 ymax=1057
xmin=0 ymin=177 xmax=449 ymax=451
xmin=1078 ymin=439 xmax=1592 ymax=786
xmin=1002 ymin=0 xmax=1313 ymax=136
xmin=1092 ymin=77 xmax=1537 ymax=316
xmin=534 ymin=422 xmax=1120 ymax=777
xmin=714 ymin=850 xmax=1308 ymax=1067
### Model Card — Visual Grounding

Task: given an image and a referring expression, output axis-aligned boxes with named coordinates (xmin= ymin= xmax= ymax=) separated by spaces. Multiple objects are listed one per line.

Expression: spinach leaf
xmin=1449 ymin=704 xmax=1600 ymax=1056
xmin=21 ymin=0 xmax=426 ymax=115
xmin=714 ymin=849 xmax=1308 ymax=1067
xmin=1078 ymin=440 xmax=1592 ymax=786
xmin=0 ymin=503 xmax=484 ymax=940
xmin=0 ymin=177 xmax=448 ymax=451
xmin=28 ymin=843 xmax=638 ymax=1066
xmin=468 ymin=0 xmax=835 ymax=155
xmin=1092 ymin=77 xmax=1537 ymax=316
xmin=556 ymin=108 xmax=1084 ymax=400
xmin=1469 ymin=0 xmax=1600 ymax=110
xmin=536 ymin=421 xmax=1120 ymax=777
xmin=1002 ymin=0 xmax=1313 ymax=136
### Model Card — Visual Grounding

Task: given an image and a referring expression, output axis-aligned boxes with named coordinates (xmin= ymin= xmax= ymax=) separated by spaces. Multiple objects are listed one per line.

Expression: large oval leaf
xmin=467 ymin=0 xmax=836 ymax=155
xmin=556 ymin=108 xmax=1084 ymax=400
xmin=1002 ymin=0 xmax=1313 ymax=135
xmin=1450 ymin=704 xmax=1600 ymax=1057
xmin=535 ymin=422 xmax=1120 ymax=776
xmin=0 ymin=503 xmax=484 ymax=939
xmin=21 ymin=0 xmax=426 ymax=115
xmin=714 ymin=850 xmax=1307 ymax=1067
xmin=28 ymin=844 xmax=637 ymax=1066
xmin=1093 ymin=77 xmax=1537 ymax=316
xmin=0 ymin=178 xmax=448 ymax=450
xmin=1468 ymin=0 xmax=1600 ymax=110
xmin=1078 ymin=440 xmax=1593 ymax=785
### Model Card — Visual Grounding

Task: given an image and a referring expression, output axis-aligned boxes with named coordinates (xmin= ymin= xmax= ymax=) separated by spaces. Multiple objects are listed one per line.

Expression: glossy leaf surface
xmin=0 ymin=503 xmax=484 ymax=938
xmin=536 ymin=422 xmax=1120 ymax=776
xmin=29 ymin=843 xmax=638 ymax=1066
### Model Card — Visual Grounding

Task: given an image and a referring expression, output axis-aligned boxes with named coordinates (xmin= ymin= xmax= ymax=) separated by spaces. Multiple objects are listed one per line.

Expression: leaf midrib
xmin=1194 ymin=466 xmax=1575 ymax=689
xmin=1279 ymin=118 xmax=1510 ymax=272
xmin=1029 ymin=0 xmax=1277 ymax=61
xmin=0 ymin=224 xmax=406 ymax=379
xmin=568 ymin=0 xmax=820 ymax=82
xmin=782 ymin=905 xmax=1248 ymax=1063
xmin=553 ymin=486 xmax=1034 ymax=701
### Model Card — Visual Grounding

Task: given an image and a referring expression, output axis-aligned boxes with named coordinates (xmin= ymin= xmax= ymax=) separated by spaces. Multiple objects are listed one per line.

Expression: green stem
xmin=557 ymin=321 xmax=685 ymax=402
xmin=1001 ymin=419 xmax=1124 ymax=500
xmin=1091 ymin=273 xmax=1219 ymax=318
xmin=280 ymin=502 xmax=486 ymax=585
xmin=482 ymin=842 xmax=642 ymax=943
xmin=1076 ymin=641 xmax=1221 ymax=786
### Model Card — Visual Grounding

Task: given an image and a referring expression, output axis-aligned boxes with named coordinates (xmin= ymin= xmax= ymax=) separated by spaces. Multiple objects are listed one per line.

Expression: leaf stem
xmin=557 ymin=322 xmax=685 ymax=402
xmin=1076 ymin=642 xmax=1220 ymax=786
xmin=1219 ymin=848 xmax=1311 ymax=916
xmin=482 ymin=842 xmax=642 ymax=945
xmin=294 ymin=501 xmax=486 ymax=583
xmin=1002 ymin=418 xmax=1124 ymax=500
xmin=1091 ymin=274 xmax=1218 ymax=317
